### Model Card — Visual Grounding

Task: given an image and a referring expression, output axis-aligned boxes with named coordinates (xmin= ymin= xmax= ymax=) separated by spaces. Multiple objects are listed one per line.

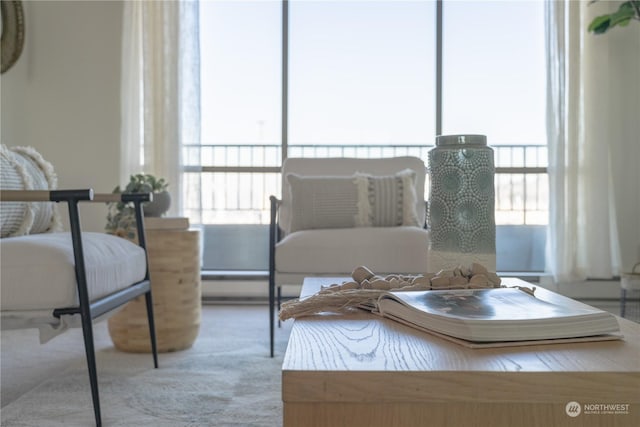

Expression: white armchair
xmin=268 ymin=157 xmax=431 ymax=356
xmin=0 ymin=190 xmax=159 ymax=427
xmin=1 ymin=145 xmax=157 ymax=426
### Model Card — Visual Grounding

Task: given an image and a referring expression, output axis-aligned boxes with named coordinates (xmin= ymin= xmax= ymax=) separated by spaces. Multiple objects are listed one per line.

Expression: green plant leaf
xmin=588 ymin=15 xmax=611 ymax=33
xmin=610 ymin=2 xmax=635 ymax=25
xmin=588 ymin=1 xmax=640 ymax=34
xmin=618 ymin=17 xmax=632 ymax=26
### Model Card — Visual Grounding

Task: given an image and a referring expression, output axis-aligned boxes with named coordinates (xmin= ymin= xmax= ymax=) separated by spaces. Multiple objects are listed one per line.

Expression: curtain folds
xmin=545 ymin=0 xmax=640 ymax=283
xmin=120 ymin=1 xmax=200 ymax=217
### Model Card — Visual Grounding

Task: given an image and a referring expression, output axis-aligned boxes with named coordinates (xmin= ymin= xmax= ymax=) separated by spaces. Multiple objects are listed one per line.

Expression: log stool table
xmin=108 ymin=217 xmax=201 ymax=353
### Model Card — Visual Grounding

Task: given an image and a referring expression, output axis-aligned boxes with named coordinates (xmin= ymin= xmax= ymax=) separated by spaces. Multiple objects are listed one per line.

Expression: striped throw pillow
xmin=286 ymin=169 xmax=420 ymax=232
xmin=1 ymin=144 xmax=61 ymax=237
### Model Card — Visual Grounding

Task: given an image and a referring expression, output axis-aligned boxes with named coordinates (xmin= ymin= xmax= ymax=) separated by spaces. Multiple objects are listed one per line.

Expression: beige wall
xmin=1 ymin=0 xmax=123 ymax=232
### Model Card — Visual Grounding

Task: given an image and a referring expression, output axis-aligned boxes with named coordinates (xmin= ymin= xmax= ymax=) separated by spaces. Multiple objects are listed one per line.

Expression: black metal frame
xmin=268 ymin=195 xmax=283 ymax=358
xmin=2 ymin=189 xmax=158 ymax=427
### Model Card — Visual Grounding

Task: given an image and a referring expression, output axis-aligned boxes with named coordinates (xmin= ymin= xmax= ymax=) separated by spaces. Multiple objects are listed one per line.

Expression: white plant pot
xmin=143 ymin=191 xmax=171 ymax=217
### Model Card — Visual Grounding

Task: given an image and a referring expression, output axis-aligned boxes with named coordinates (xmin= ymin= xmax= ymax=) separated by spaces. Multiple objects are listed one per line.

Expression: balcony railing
xmin=182 ymin=144 xmax=548 ymax=226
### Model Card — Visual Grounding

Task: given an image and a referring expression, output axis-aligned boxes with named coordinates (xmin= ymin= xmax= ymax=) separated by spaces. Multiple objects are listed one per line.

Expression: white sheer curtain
xmin=120 ymin=0 xmax=200 ymax=216
xmin=545 ymin=0 xmax=640 ymax=283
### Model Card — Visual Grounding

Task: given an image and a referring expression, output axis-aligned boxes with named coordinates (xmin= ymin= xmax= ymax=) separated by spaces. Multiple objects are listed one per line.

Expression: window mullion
xmin=281 ymin=0 xmax=289 ymax=164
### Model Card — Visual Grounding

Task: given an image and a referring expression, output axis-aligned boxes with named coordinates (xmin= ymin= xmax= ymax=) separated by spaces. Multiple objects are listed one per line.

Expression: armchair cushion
xmin=275 ymin=226 xmax=430 ymax=275
xmin=0 ymin=232 xmax=146 ymax=311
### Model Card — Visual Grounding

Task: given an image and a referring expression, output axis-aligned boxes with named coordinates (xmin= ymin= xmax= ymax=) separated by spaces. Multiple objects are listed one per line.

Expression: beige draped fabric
xmin=545 ymin=0 xmax=640 ymax=283
xmin=120 ymin=0 xmax=200 ymax=217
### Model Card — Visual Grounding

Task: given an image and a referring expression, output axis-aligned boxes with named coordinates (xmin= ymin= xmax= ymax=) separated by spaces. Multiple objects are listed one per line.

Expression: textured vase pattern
xmin=428 ymin=135 xmax=496 ymax=263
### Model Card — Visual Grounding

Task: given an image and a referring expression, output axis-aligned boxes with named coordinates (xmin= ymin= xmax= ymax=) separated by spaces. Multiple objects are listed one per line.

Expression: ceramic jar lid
xmin=435 ymin=134 xmax=487 ymax=146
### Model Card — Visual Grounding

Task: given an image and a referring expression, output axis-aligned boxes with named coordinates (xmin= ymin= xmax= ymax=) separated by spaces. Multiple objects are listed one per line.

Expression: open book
xmin=375 ymin=288 xmax=622 ymax=347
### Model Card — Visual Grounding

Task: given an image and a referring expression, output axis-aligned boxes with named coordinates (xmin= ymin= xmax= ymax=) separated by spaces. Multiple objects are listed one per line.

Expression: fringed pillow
xmin=1 ymin=144 xmax=62 ymax=237
xmin=287 ymin=169 xmax=420 ymax=232
xmin=353 ymin=168 xmax=420 ymax=228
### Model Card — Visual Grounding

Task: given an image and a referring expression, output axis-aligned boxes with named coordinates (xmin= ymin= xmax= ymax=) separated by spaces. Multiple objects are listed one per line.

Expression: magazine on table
xmin=374 ymin=287 xmax=622 ymax=348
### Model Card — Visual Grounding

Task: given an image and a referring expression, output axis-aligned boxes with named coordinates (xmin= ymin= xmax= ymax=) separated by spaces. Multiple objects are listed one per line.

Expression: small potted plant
xmin=105 ymin=174 xmax=170 ymax=239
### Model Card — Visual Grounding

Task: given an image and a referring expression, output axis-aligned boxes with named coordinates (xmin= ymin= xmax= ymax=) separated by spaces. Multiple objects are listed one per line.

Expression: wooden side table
xmin=108 ymin=218 xmax=201 ymax=353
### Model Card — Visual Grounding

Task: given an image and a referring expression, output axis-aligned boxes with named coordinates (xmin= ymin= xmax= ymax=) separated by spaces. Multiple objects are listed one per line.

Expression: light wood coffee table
xmin=282 ymin=277 xmax=640 ymax=427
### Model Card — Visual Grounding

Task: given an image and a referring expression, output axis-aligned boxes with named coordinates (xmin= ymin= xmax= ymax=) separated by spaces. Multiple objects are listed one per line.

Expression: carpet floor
xmin=1 ymin=305 xmax=293 ymax=427
xmin=2 ymin=298 xmax=637 ymax=426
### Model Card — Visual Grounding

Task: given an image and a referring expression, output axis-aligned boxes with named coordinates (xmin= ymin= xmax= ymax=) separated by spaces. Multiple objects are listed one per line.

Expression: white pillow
xmin=286 ymin=169 xmax=420 ymax=232
xmin=0 ymin=144 xmax=61 ymax=237
xmin=287 ymin=174 xmax=359 ymax=232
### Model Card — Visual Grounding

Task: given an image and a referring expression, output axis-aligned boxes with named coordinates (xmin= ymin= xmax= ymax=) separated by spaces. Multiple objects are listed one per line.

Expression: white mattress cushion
xmin=275 ymin=227 xmax=430 ymax=275
xmin=1 ymin=232 xmax=146 ymax=311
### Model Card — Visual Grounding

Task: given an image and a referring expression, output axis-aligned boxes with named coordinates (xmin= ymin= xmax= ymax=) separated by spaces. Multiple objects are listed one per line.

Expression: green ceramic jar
xmin=427 ymin=135 xmax=495 ymax=258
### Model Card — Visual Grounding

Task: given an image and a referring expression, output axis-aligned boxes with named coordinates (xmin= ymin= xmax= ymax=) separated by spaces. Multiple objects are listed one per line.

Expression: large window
xmin=195 ymin=0 xmax=547 ymax=272
xmin=441 ymin=0 xmax=547 ymax=272
xmin=442 ymin=1 xmax=546 ymax=144
xmin=199 ymin=1 xmax=281 ymax=147
xmin=290 ymin=0 xmax=435 ymax=145
xmin=189 ymin=0 xmax=281 ymax=225
xmin=441 ymin=0 xmax=548 ymax=228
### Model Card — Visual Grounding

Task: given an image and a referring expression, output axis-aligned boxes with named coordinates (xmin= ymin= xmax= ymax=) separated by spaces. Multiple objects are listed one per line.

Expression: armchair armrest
xmin=268 ymin=195 xmax=282 ymax=276
xmin=1 ymin=189 xmax=93 ymax=202
xmin=269 ymin=195 xmax=285 ymax=249
xmin=269 ymin=195 xmax=282 ymax=238
xmin=267 ymin=195 xmax=282 ymax=358
xmin=1 ymin=189 xmax=151 ymax=205
xmin=92 ymin=192 xmax=152 ymax=204
xmin=1 ymin=189 xmax=152 ymax=250
xmin=424 ymin=200 xmax=429 ymax=229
